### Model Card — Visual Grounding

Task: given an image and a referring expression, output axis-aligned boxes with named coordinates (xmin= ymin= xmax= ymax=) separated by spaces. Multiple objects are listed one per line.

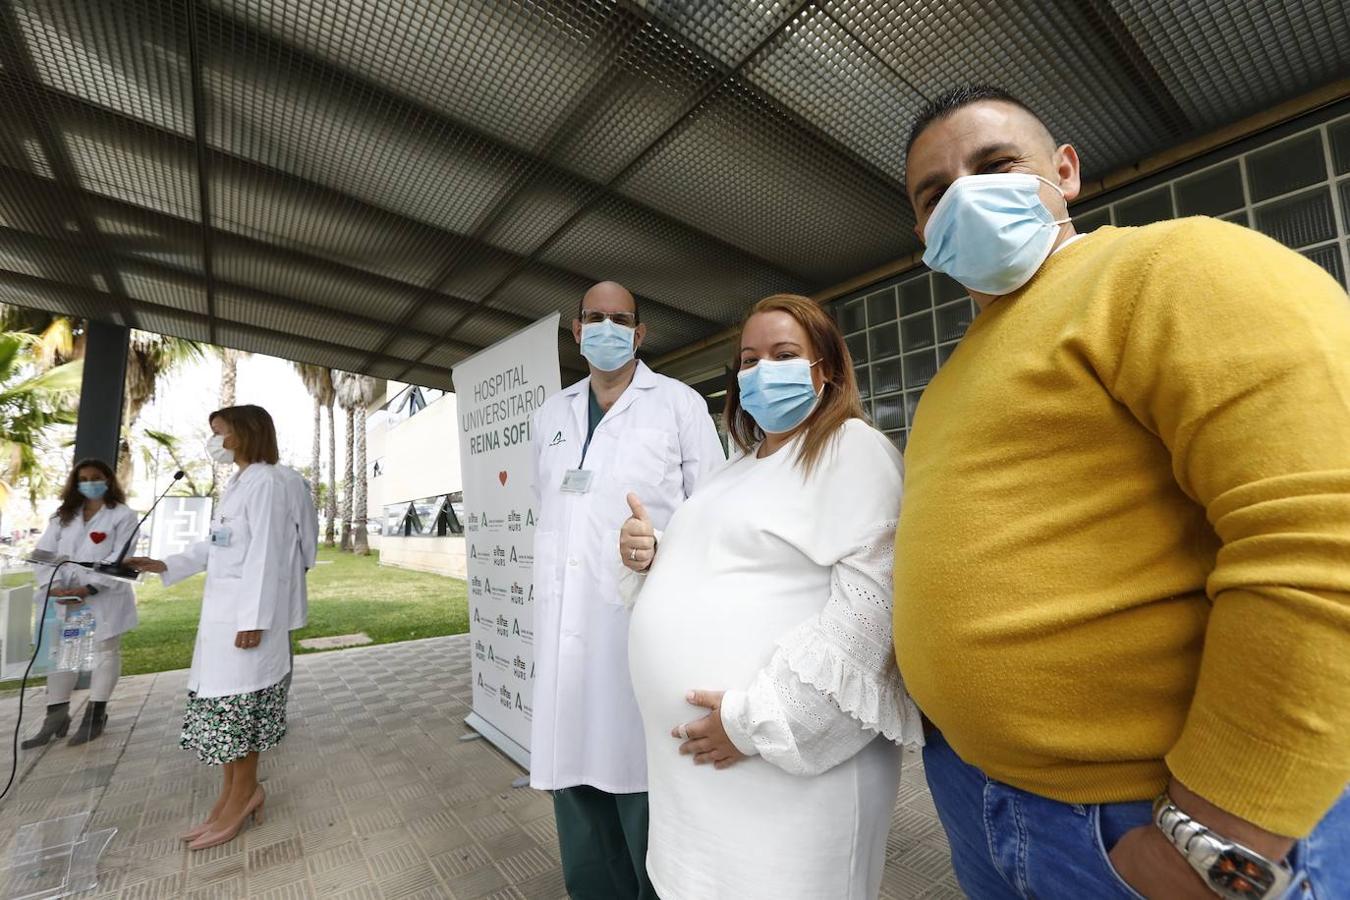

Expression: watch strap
xmin=1152 ymin=796 xmax=1292 ymax=900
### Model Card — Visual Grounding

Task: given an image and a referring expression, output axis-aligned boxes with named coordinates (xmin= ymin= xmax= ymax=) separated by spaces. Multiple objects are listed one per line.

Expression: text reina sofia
xmin=463 ymin=364 xmax=545 ymax=456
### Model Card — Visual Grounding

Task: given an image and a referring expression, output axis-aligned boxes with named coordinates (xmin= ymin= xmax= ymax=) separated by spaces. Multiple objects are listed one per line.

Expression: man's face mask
xmin=922 ymin=173 xmax=1070 ymax=297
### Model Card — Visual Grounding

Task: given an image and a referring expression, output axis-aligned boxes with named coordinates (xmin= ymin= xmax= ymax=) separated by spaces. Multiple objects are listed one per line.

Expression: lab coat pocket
xmin=532 ymin=533 xmax=559 ymax=605
xmin=207 ymin=516 xmax=251 ymax=579
xmin=200 ymin=579 xmax=241 ymax=624
xmin=625 ymin=427 xmax=675 ymax=488
xmin=599 ymin=528 xmax=626 ymax=607
xmin=207 ymin=539 xmax=248 ymax=580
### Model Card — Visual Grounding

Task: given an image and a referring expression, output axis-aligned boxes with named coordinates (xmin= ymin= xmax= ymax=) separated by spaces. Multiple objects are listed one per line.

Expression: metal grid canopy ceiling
xmin=0 ymin=1 xmax=1347 ymax=387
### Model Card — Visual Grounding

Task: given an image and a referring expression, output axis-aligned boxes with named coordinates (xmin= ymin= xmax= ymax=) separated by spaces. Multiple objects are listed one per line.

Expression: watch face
xmin=1210 ymin=849 xmax=1276 ymax=897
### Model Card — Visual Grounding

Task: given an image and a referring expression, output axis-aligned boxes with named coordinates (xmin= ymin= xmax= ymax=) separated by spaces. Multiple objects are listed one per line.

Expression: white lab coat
xmin=33 ymin=503 xmax=140 ymax=640
xmin=276 ymin=465 xmax=319 ymax=630
xmin=529 ymin=361 xmax=725 ymax=793
xmin=162 ymin=464 xmax=301 ymax=699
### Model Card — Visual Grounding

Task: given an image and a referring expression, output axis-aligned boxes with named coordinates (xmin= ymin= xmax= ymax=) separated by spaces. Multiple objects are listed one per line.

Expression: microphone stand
xmin=91 ymin=470 xmax=185 ymax=579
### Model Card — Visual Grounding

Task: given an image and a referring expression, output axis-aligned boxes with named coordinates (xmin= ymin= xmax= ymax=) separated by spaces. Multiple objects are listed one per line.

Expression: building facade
xmin=367 ymin=383 xmax=467 ymax=578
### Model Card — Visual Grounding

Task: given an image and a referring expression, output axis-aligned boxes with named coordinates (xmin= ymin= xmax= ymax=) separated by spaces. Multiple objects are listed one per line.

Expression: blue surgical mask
xmin=77 ymin=481 xmax=108 ymax=500
xmin=922 ymin=173 xmax=1070 ymax=296
xmin=738 ymin=358 xmax=821 ymax=435
xmin=580 ymin=319 xmax=637 ymax=372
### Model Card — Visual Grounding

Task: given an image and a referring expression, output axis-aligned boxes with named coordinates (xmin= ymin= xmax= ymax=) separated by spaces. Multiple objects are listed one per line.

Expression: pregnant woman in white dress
xmin=620 ymin=293 xmax=923 ymax=900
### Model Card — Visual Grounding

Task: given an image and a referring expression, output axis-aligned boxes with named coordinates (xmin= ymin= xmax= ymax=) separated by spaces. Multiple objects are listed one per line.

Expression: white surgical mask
xmin=922 ymin=173 xmax=1070 ymax=296
xmin=206 ymin=433 xmax=235 ymax=465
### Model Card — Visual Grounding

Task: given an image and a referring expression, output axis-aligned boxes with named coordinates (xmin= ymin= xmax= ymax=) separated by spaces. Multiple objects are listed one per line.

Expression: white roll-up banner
xmin=452 ymin=313 xmax=561 ymax=768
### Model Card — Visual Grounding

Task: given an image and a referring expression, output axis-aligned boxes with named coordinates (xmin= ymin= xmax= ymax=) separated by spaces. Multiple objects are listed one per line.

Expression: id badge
xmin=560 ymin=469 xmax=594 ymax=494
xmin=209 ymin=523 xmax=233 ymax=547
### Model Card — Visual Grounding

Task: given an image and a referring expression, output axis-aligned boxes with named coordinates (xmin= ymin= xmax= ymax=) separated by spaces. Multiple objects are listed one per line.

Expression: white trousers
xmin=47 ymin=635 xmax=122 ymax=704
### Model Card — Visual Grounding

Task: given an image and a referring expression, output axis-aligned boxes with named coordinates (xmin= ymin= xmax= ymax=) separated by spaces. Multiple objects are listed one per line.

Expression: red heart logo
xmin=89 ymin=532 xmax=107 ymax=544
xmin=498 ymin=471 xmax=508 ymax=486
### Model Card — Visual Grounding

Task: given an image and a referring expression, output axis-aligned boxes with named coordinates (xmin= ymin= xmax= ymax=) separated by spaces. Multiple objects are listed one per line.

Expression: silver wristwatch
xmin=1152 ymin=796 xmax=1292 ymax=900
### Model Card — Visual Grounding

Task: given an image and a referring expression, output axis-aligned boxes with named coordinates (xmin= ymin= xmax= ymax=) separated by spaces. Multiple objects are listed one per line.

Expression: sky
xmin=130 ymin=352 xmax=380 ymax=504
xmin=4 ymin=345 xmax=408 ymax=532
xmin=140 ymin=352 xmax=325 ymax=475
xmin=3 ymin=352 xmax=324 ymax=530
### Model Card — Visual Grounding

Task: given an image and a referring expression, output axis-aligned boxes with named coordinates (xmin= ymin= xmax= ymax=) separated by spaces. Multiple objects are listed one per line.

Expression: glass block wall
xmin=833 ymin=270 xmax=976 ymax=451
xmin=833 ymin=109 xmax=1350 ymax=452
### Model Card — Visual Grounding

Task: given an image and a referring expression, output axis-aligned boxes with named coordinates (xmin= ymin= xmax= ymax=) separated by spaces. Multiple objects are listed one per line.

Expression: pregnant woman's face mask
xmin=737 ymin=358 xmax=821 ymax=434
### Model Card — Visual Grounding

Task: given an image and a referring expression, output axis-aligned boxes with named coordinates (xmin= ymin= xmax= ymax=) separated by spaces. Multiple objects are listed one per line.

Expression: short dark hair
xmin=905 ymin=85 xmax=1047 ymax=159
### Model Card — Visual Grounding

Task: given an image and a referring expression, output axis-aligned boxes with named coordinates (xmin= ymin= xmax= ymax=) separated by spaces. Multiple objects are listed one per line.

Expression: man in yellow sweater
xmin=895 ymin=85 xmax=1350 ymax=900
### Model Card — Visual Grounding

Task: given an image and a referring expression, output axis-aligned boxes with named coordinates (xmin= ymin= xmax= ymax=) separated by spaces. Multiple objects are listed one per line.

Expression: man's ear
xmin=1055 ymin=143 xmax=1082 ymax=204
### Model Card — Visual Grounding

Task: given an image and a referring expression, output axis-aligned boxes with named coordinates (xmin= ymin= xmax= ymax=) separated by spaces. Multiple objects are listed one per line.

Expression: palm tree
xmin=0 ymin=307 xmax=83 ymax=369
xmin=123 ymin=331 xmax=204 ymax=431
xmin=141 ymin=428 xmax=209 ymax=496
xmin=293 ymin=363 xmax=336 ymax=546
xmin=351 ymin=376 xmax=379 ymax=556
xmin=213 ymin=347 xmax=249 ymax=497
xmin=333 ymin=371 xmax=361 ymax=552
xmin=0 ymin=331 xmax=82 ymax=508
xmin=119 ymin=330 xmax=203 ymax=486
xmin=0 ymin=308 xmax=200 ymax=493
xmin=218 ymin=347 xmax=246 ymax=407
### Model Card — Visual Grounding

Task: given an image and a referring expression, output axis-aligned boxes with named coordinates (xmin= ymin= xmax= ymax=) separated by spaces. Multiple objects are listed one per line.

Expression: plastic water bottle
xmin=54 ymin=611 xmax=82 ymax=672
xmin=76 ymin=609 xmax=96 ymax=671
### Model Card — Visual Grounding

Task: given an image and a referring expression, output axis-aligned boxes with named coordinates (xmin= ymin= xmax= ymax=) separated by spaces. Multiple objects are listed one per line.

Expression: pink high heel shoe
xmin=187 ymin=787 xmax=265 ymax=851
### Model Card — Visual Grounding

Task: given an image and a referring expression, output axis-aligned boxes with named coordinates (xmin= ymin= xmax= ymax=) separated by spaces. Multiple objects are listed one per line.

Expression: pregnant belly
xmin=628 ymin=570 xmax=825 ymax=738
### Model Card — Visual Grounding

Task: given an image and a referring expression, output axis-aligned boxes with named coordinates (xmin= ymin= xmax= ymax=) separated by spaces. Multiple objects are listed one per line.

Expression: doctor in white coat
xmin=24 ymin=458 xmax=140 ymax=748
xmin=129 ymin=404 xmax=301 ymax=852
xmin=276 ymin=463 xmax=319 ymax=693
xmin=531 ymin=281 xmax=724 ymax=899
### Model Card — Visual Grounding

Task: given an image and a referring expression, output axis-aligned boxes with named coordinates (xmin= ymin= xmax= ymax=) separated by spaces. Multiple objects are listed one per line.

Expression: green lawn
xmin=5 ymin=548 xmax=468 ymax=680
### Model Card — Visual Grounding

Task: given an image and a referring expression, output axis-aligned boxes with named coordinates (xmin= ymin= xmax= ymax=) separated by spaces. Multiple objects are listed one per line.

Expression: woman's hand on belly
xmin=675 ymin=690 xmax=747 ymax=770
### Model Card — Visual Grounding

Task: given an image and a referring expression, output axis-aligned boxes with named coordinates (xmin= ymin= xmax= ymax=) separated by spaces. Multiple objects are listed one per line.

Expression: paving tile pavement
xmin=0 ymin=636 xmax=961 ymax=898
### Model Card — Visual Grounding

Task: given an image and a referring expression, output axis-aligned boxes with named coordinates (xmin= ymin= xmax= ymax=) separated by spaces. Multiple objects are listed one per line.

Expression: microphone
xmin=92 ymin=469 xmax=185 ymax=579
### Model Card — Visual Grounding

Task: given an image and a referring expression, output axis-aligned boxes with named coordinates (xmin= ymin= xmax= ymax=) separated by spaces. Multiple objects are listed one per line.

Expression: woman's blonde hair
xmin=724 ymin=294 xmax=866 ymax=474
xmin=209 ymin=404 xmax=279 ymax=465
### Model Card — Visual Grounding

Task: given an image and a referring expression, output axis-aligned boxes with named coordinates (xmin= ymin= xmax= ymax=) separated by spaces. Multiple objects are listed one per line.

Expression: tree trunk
xmin=353 ymin=400 xmax=369 ymax=556
xmin=219 ymin=348 xmax=239 ymax=407
xmin=116 ymin=437 xmax=134 ymax=488
xmin=340 ymin=405 xmax=354 ymax=552
xmin=310 ymin=396 xmax=321 ymax=500
xmin=325 ymin=401 xmax=337 ymax=546
xmin=214 ymin=349 xmax=240 ymax=500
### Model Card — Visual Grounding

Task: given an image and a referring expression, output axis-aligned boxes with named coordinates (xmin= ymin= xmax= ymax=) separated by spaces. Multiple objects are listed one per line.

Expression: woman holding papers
xmin=23 ymin=458 xmax=139 ymax=748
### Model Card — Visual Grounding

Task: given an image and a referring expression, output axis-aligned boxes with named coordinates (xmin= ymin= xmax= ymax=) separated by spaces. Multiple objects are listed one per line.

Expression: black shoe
xmin=21 ymin=703 xmax=71 ymax=749
xmin=67 ymin=702 xmax=107 ymax=746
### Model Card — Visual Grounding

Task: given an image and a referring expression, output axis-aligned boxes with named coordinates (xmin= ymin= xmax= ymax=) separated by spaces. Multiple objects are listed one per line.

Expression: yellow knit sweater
xmin=894 ymin=218 xmax=1350 ymax=836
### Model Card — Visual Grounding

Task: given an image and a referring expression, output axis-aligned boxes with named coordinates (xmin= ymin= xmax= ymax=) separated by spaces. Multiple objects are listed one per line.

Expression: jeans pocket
xmin=1090 ymin=805 xmax=1149 ymax=900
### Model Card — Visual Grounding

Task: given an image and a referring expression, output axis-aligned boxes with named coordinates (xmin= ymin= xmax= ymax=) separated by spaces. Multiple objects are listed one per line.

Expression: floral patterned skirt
xmin=180 ymin=681 xmax=288 ymax=765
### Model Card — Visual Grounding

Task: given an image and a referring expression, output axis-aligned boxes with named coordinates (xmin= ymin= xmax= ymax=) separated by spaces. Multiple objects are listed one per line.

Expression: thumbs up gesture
xmin=620 ymin=493 xmax=657 ymax=572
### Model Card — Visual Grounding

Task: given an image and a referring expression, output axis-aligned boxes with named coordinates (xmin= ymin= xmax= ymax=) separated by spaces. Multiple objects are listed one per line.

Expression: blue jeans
xmin=924 ymin=730 xmax=1350 ymax=899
